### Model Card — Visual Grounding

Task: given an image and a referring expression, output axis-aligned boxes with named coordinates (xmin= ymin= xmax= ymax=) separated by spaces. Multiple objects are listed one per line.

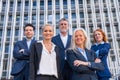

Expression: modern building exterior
xmin=0 ymin=0 xmax=120 ymax=79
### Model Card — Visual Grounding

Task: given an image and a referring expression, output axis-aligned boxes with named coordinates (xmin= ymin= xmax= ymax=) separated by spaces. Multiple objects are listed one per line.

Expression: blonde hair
xmin=70 ymin=28 xmax=90 ymax=50
xmin=42 ymin=24 xmax=54 ymax=32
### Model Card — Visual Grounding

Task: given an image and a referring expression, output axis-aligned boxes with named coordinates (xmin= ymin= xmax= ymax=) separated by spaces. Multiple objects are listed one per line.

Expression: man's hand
xmin=19 ymin=49 xmax=24 ymax=53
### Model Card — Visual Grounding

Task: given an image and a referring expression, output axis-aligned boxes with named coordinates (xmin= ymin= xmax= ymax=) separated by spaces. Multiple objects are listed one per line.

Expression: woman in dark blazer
xmin=29 ymin=24 xmax=63 ymax=80
xmin=66 ymin=28 xmax=104 ymax=80
xmin=91 ymin=29 xmax=111 ymax=80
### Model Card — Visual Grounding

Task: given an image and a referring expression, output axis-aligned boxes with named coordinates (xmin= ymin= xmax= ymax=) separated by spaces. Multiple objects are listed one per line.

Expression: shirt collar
xmin=60 ymin=33 xmax=68 ymax=37
xmin=95 ymin=41 xmax=104 ymax=46
xmin=25 ymin=37 xmax=33 ymax=41
xmin=77 ymin=47 xmax=85 ymax=53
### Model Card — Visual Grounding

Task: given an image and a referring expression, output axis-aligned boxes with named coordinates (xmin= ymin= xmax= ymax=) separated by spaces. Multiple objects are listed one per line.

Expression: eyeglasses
xmin=60 ymin=23 xmax=67 ymax=25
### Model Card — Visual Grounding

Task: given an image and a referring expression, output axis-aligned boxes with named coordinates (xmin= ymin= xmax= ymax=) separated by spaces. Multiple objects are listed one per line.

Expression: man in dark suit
xmin=52 ymin=18 xmax=72 ymax=80
xmin=11 ymin=23 xmax=36 ymax=80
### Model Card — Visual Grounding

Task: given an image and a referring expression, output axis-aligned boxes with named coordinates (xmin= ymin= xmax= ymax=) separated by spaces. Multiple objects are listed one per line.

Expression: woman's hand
xmin=95 ymin=58 xmax=101 ymax=63
xmin=74 ymin=60 xmax=89 ymax=66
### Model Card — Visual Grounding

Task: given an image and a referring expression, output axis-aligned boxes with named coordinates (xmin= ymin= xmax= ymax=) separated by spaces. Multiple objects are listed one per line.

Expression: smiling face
xmin=94 ymin=31 xmax=103 ymax=43
xmin=42 ymin=25 xmax=54 ymax=40
xmin=59 ymin=20 xmax=69 ymax=33
xmin=75 ymin=30 xmax=86 ymax=48
xmin=24 ymin=26 xmax=34 ymax=39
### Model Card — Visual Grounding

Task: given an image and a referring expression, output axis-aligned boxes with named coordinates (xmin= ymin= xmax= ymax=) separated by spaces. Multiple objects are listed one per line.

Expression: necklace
xmin=43 ymin=41 xmax=52 ymax=53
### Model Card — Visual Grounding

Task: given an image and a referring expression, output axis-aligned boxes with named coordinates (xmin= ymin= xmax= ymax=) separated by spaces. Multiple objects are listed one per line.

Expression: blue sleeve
xmin=99 ymin=43 xmax=111 ymax=58
xmin=13 ymin=42 xmax=29 ymax=59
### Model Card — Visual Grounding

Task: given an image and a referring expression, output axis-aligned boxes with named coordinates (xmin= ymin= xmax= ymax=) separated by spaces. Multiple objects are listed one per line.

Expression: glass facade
xmin=0 ymin=0 xmax=120 ymax=79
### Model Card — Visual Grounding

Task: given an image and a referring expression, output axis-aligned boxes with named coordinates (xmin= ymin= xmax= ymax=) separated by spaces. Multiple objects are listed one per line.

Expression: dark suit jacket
xmin=91 ymin=43 xmax=111 ymax=78
xmin=66 ymin=48 xmax=104 ymax=80
xmin=52 ymin=34 xmax=72 ymax=69
xmin=52 ymin=34 xmax=72 ymax=80
xmin=29 ymin=41 xmax=63 ymax=80
xmin=11 ymin=38 xmax=35 ymax=75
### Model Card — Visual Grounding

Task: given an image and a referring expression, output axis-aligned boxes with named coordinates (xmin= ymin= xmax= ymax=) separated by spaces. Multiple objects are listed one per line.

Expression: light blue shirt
xmin=77 ymin=47 xmax=88 ymax=61
xmin=95 ymin=41 xmax=105 ymax=57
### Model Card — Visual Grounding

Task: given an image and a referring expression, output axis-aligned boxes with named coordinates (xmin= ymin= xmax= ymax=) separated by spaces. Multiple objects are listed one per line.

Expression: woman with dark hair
xmin=66 ymin=28 xmax=104 ymax=80
xmin=91 ymin=29 xmax=111 ymax=80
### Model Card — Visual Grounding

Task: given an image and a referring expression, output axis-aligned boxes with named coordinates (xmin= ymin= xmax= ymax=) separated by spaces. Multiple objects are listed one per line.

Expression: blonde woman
xmin=29 ymin=24 xmax=63 ymax=80
xmin=66 ymin=28 xmax=104 ymax=80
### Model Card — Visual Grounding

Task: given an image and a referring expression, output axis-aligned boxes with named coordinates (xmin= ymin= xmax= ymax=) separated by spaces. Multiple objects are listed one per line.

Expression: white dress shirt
xmin=26 ymin=37 xmax=33 ymax=49
xmin=37 ymin=41 xmax=58 ymax=78
xmin=60 ymin=33 xmax=68 ymax=48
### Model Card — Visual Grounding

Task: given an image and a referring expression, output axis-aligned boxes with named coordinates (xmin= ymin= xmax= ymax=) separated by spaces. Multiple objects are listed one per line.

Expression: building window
xmin=1 ymin=15 xmax=4 ymax=21
xmin=64 ymin=13 xmax=68 ymax=19
xmin=7 ymin=29 xmax=11 ymax=36
xmin=5 ymin=43 xmax=9 ymax=53
xmin=40 ymin=1 xmax=44 ymax=10
xmin=18 ymin=1 xmax=21 ymax=6
xmin=16 ymin=15 xmax=20 ymax=21
xmin=25 ymin=1 xmax=29 ymax=6
xmin=33 ymin=1 xmax=36 ymax=6
xmin=80 ymin=12 xmax=84 ymax=18
xmin=63 ymin=0 xmax=67 ymax=5
xmin=40 ymin=14 xmax=44 ymax=20
xmin=56 ymin=0 xmax=59 ymax=5
xmin=2 ymin=2 xmax=6 ymax=7
xmin=32 ymin=14 xmax=36 ymax=20
xmin=40 ymin=1 xmax=44 ymax=6
xmin=48 ymin=15 xmax=52 ymax=23
xmin=0 ymin=29 xmax=2 ymax=36
xmin=15 ymin=29 xmax=19 ymax=36
xmin=89 ymin=26 xmax=93 ymax=33
xmin=106 ymin=25 xmax=111 ymax=32
xmin=117 ymin=39 xmax=120 ymax=48
xmin=72 ymin=13 xmax=76 ymax=19
xmin=56 ymin=13 xmax=60 ymax=22
xmin=9 ymin=15 xmax=12 ymax=21
xmin=24 ymin=15 xmax=28 ymax=21
xmin=79 ymin=0 xmax=83 ymax=4
xmin=10 ymin=1 xmax=13 ymax=7
xmin=71 ymin=0 xmax=75 ymax=9
xmin=114 ymin=25 xmax=119 ymax=32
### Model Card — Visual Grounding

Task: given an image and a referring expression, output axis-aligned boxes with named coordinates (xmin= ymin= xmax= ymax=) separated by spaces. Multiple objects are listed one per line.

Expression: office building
xmin=0 ymin=0 xmax=120 ymax=79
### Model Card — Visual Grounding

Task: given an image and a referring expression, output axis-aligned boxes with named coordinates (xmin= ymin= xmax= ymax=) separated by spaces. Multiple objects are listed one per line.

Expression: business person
xmin=66 ymin=28 xmax=104 ymax=80
xmin=52 ymin=18 xmax=72 ymax=80
xmin=29 ymin=24 xmax=63 ymax=80
xmin=91 ymin=29 xmax=111 ymax=80
xmin=11 ymin=23 xmax=35 ymax=80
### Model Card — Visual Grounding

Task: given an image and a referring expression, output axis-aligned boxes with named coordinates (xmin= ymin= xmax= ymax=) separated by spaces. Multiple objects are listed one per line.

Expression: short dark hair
xmin=24 ymin=23 xmax=35 ymax=31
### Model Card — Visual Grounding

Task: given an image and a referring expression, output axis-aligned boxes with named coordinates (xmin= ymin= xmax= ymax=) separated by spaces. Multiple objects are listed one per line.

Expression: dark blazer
xmin=11 ymin=38 xmax=35 ymax=75
xmin=66 ymin=48 xmax=104 ymax=80
xmin=29 ymin=41 xmax=63 ymax=80
xmin=52 ymin=34 xmax=72 ymax=80
xmin=91 ymin=43 xmax=111 ymax=78
xmin=52 ymin=34 xmax=72 ymax=68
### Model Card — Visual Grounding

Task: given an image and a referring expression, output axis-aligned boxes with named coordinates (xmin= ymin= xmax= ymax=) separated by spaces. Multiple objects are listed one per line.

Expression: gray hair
xmin=70 ymin=28 xmax=90 ymax=50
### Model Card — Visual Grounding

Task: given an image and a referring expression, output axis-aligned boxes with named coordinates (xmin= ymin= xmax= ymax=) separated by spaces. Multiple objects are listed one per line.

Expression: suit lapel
xmin=22 ymin=38 xmax=29 ymax=50
xmin=66 ymin=35 xmax=71 ymax=49
xmin=35 ymin=42 xmax=43 ymax=64
xmin=54 ymin=46 xmax=60 ymax=77
xmin=29 ymin=38 xmax=35 ymax=50
xmin=57 ymin=35 xmax=65 ymax=49
xmin=74 ymin=48 xmax=88 ymax=61
xmin=85 ymin=49 xmax=91 ymax=61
